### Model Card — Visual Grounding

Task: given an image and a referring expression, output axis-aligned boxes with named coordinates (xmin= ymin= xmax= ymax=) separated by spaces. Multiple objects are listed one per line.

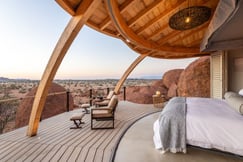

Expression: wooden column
xmin=27 ymin=0 xmax=101 ymax=136
xmin=114 ymin=55 xmax=147 ymax=94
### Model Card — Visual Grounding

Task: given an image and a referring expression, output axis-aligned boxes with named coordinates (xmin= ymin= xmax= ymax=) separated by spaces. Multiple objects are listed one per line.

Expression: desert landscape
xmin=0 ymin=78 xmax=156 ymax=134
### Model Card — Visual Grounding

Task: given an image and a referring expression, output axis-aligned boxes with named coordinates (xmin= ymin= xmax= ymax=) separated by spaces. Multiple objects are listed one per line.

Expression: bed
xmin=153 ymin=95 xmax=243 ymax=156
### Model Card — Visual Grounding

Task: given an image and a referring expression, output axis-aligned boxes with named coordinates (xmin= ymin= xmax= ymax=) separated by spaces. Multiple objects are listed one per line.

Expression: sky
xmin=0 ymin=0 xmax=197 ymax=80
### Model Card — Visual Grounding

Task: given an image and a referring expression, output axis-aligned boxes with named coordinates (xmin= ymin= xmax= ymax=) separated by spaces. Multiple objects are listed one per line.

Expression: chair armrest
xmin=91 ymin=107 xmax=110 ymax=113
xmin=92 ymin=107 xmax=109 ymax=111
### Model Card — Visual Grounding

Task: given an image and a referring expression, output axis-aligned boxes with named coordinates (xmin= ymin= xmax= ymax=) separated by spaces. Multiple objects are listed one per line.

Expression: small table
xmin=152 ymin=95 xmax=165 ymax=108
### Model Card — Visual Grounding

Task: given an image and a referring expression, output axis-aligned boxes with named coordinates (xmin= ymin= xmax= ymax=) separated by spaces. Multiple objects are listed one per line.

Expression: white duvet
xmin=153 ymin=97 xmax=243 ymax=156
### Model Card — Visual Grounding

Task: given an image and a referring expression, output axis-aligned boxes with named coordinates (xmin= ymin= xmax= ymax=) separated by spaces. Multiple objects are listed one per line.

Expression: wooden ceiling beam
xmin=87 ymin=20 xmax=119 ymax=38
xmin=55 ymin=0 xmax=76 ymax=16
xmin=100 ymin=1 xmax=135 ymax=30
xmin=135 ymin=0 xmax=185 ymax=35
xmin=127 ymin=0 xmax=163 ymax=28
xmin=105 ymin=0 xmax=199 ymax=54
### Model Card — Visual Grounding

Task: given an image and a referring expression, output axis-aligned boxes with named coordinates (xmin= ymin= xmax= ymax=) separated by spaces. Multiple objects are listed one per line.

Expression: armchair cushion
xmin=108 ymin=95 xmax=118 ymax=109
xmin=91 ymin=95 xmax=118 ymax=129
xmin=92 ymin=110 xmax=113 ymax=118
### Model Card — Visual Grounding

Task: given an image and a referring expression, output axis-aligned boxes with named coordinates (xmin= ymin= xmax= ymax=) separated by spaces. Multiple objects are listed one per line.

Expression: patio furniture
xmin=91 ymin=95 xmax=118 ymax=129
xmin=152 ymin=94 xmax=165 ymax=108
xmin=95 ymin=90 xmax=115 ymax=107
xmin=70 ymin=112 xmax=85 ymax=129
xmin=80 ymin=103 xmax=90 ymax=114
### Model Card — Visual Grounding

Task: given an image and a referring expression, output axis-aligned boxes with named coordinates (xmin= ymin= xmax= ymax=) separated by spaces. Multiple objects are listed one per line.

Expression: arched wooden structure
xmin=114 ymin=54 xmax=147 ymax=94
xmin=27 ymin=0 xmax=101 ymax=136
xmin=27 ymin=0 xmax=220 ymax=136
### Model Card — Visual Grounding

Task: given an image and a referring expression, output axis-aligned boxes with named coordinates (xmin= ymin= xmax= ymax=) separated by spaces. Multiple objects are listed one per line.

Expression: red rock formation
xmin=122 ymin=84 xmax=167 ymax=104
xmin=118 ymin=57 xmax=210 ymax=104
xmin=177 ymin=56 xmax=210 ymax=97
xmin=162 ymin=69 xmax=184 ymax=89
xmin=167 ymin=83 xmax=178 ymax=98
xmin=15 ymin=83 xmax=74 ymax=128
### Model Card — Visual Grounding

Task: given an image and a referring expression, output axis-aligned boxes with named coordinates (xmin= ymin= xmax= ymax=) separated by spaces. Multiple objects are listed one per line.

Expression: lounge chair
xmin=94 ymin=90 xmax=115 ymax=107
xmin=91 ymin=95 xmax=118 ymax=129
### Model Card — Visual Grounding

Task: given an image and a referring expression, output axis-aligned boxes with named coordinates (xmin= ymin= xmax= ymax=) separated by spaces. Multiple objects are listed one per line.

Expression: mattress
xmin=153 ymin=97 xmax=243 ymax=156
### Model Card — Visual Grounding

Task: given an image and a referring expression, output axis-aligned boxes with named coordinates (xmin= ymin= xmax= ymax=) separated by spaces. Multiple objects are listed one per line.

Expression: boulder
xmin=122 ymin=84 xmax=167 ymax=104
xmin=177 ymin=56 xmax=210 ymax=97
xmin=167 ymin=83 xmax=178 ymax=98
xmin=15 ymin=82 xmax=74 ymax=128
xmin=162 ymin=69 xmax=184 ymax=89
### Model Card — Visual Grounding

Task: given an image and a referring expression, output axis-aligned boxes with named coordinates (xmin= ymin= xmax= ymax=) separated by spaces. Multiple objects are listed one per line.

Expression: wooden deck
xmin=0 ymin=101 xmax=160 ymax=162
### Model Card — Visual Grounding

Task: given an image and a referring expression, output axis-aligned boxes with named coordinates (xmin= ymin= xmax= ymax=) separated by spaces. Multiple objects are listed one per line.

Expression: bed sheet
xmin=153 ymin=97 xmax=243 ymax=156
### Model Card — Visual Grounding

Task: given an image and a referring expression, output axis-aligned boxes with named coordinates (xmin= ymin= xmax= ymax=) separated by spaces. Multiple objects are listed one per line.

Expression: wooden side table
xmin=152 ymin=95 xmax=164 ymax=108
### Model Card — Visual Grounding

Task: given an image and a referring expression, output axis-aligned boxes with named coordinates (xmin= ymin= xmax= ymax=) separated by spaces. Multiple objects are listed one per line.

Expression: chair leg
xmin=70 ymin=119 xmax=84 ymax=129
xmin=91 ymin=118 xmax=115 ymax=130
xmin=91 ymin=118 xmax=93 ymax=130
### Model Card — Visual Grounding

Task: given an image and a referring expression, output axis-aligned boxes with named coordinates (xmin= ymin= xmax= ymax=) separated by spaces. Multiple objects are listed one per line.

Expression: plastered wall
xmin=228 ymin=48 xmax=243 ymax=92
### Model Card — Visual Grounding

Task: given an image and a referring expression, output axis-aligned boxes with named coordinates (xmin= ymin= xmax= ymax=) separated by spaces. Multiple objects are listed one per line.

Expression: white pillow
xmin=239 ymin=89 xmax=243 ymax=96
xmin=224 ymin=91 xmax=238 ymax=99
xmin=225 ymin=93 xmax=243 ymax=114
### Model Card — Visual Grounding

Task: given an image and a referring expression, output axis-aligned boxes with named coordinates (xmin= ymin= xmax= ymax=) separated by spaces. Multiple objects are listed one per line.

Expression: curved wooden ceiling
xmin=56 ymin=0 xmax=220 ymax=59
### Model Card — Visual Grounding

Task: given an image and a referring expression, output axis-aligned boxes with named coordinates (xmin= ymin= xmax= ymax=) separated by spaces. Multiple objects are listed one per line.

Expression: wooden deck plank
xmin=0 ymin=141 xmax=24 ymax=159
xmin=0 ymin=101 xmax=160 ymax=162
xmin=41 ymin=144 xmax=63 ymax=161
xmin=50 ymin=145 xmax=69 ymax=162
xmin=0 ymin=140 xmax=13 ymax=150
xmin=0 ymin=142 xmax=31 ymax=161
xmin=15 ymin=143 xmax=44 ymax=161
xmin=32 ymin=144 xmax=57 ymax=161
xmin=58 ymin=146 xmax=75 ymax=161
xmin=67 ymin=146 xmax=83 ymax=162
xmin=23 ymin=144 xmax=49 ymax=162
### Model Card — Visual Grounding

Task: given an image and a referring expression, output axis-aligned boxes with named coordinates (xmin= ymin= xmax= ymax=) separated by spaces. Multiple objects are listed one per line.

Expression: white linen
xmin=153 ymin=97 xmax=243 ymax=156
xmin=153 ymin=119 xmax=162 ymax=149
xmin=239 ymin=89 xmax=243 ymax=96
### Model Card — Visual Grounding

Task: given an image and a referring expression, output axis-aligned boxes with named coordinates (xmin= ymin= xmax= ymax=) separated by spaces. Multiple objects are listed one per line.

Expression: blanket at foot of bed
xmin=158 ymin=97 xmax=187 ymax=153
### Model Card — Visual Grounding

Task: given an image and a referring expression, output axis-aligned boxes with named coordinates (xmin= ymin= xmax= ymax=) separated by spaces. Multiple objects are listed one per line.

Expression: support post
xmin=114 ymin=55 xmax=147 ymax=94
xmin=66 ymin=90 xmax=70 ymax=112
xmin=89 ymin=89 xmax=93 ymax=106
xmin=123 ymin=86 xmax=126 ymax=100
xmin=27 ymin=0 xmax=101 ymax=136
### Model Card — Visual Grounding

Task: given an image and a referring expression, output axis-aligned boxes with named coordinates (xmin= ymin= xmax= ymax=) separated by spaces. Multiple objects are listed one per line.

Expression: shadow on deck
xmin=0 ymin=101 xmax=160 ymax=162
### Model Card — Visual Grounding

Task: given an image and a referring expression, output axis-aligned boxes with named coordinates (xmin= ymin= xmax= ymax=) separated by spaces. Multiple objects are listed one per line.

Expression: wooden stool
xmin=70 ymin=113 xmax=85 ymax=129
xmin=80 ymin=103 xmax=90 ymax=114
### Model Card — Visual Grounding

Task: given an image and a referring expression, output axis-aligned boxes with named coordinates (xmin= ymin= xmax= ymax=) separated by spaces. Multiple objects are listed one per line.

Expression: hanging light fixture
xmin=169 ymin=0 xmax=211 ymax=30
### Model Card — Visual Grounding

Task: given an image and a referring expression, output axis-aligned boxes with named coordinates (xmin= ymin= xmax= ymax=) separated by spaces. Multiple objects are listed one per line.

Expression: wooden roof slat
xmin=127 ymin=0 xmax=163 ymax=28
xmin=105 ymin=0 xmax=199 ymax=54
xmin=135 ymin=0 xmax=185 ymax=35
xmin=55 ymin=0 xmax=76 ymax=16
xmin=100 ymin=1 xmax=136 ymax=30
xmin=56 ymin=0 xmax=220 ymax=59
